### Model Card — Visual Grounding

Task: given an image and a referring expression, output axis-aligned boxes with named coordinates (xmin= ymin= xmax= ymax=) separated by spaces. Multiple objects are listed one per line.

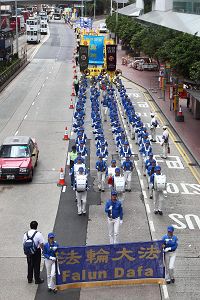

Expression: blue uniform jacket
xmin=96 ymin=148 xmax=108 ymax=158
xmin=105 ymin=200 xmax=123 ymax=220
xmin=122 ymin=160 xmax=133 ymax=171
xmin=43 ymin=241 xmax=59 ymax=259
xmin=162 ymin=234 xmax=178 ymax=252
xmin=120 ymin=146 xmax=132 ymax=157
xmin=96 ymin=160 xmax=107 ymax=172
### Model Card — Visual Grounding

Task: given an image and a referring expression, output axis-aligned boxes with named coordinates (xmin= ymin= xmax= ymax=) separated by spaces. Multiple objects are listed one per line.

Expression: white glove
xmin=109 ymin=206 xmax=112 ymax=210
xmin=49 ymin=256 xmax=56 ymax=261
xmin=164 ymin=247 xmax=171 ymax=253
xmin=120 ymin=220 xmax=123 ymax=225
xmin=52 ymin=246 xmax=57 ymax=251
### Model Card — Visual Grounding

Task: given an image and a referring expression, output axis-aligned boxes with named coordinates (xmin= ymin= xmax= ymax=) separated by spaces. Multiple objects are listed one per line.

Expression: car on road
xmin=99 ymin=23 xmax=108 ymax=33
xmin=0 ymin=136 xmax=39 ymax=182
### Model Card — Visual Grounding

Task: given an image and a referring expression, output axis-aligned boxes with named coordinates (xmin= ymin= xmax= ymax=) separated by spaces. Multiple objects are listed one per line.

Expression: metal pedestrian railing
xmin=0 ymin=54 xmax=27 ymax=89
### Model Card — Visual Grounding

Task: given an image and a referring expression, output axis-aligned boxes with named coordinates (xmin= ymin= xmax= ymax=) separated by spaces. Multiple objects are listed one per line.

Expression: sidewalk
xmin=117 ymin=48 xmax=200 ymax=166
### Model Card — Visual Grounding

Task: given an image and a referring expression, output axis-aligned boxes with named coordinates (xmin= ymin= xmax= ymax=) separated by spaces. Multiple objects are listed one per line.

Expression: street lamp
xmin=15 ymin=0 xmax=19 ymax=57
xmin=94 ymin=0 xmax=96 ymax=20
xmin=81 ymin=0 xmax=84 ymax=17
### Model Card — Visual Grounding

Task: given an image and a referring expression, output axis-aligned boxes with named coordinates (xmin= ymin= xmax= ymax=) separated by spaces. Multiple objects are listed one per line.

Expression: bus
xmin=26 ymin=17 xmax=41 ymax=43
xmin=39 ymin=11 xmax=48 ymax=35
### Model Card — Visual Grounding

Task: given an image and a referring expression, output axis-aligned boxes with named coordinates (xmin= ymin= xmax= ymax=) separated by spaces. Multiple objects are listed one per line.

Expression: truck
xmin=10 ymin=15 xmax=25 ymax=33
xmin=26 ymin=17 xmax=41 ymax=43
xmin=0 ymin=14 xmax=11 ymax=30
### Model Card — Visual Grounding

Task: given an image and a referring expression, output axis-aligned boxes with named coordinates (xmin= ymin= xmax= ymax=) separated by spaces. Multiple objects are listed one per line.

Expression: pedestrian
xmin=161 ymin=126 xmax=169 ymax=159
xmin=150 ymin=165 xmax=167 ymax=215
xmin=162 ymin=226 xmax=178 ymax=284
xmin=73 ymin=75 xmax=79 ymax=97
xmin=75 ymin=52 xmax=79 ymax=66
xmin=74 ymin=167 xmax=88 ymax=216
xmin=186 ymin=94 xmax=190 ymax=109
xmin=43 ymin=233 xmax=59 ymax=293
xmin=105 ymin=190 xmax=123 ymax=244
xmin=122 ymin=155 xmax=133 ymax=192
xmin=23 ymin=221 xmax=44 ymax=284
xmin=66 ymin=145 xmax=78 ymax=187
xmin=96 ymin=154 xmax=107 ymax=192
xmin=150 ymin=113 xmax=158 ymax=142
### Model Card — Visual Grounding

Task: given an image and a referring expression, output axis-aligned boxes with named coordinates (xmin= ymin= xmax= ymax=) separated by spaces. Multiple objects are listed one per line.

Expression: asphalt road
xmin=0 ymin=20 xmax=76 ymax=300
xmin=0 ymin=19 xmax=200 ymax=300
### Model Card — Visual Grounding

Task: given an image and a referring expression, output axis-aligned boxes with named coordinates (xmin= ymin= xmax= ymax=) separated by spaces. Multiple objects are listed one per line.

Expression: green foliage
xmin=157 ymin=33 xmax=200 ymax=78
xmin=106 ymin=13 xmax=200 ymax=80
xmin=189 ymin=62 xmax=200 ymax=82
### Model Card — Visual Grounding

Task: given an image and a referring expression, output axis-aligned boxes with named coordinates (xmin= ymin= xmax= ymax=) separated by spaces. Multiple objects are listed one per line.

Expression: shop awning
xmin=117 ymin=3 xmax=142 ymax=17
xmin=137 ymin=10 xmax=200 ymax=37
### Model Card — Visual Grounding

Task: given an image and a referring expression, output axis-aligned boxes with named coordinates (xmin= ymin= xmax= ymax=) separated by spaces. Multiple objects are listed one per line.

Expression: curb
xmin=121 ymin=74 xmax=200 ymax=168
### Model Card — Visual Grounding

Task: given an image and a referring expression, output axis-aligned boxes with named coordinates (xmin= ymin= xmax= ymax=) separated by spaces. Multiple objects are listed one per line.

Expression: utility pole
xmin=115 ymin=1 xmax=118 ymax=44
xmin=111 ymin=0 xmax=113 ymax=16
xmin=81 ymin=0 xmax=84 ymax=17
xmin=15 ymin=0 xmax=19 ymax=58
xmin=94 ymin=0 xmax=96 ymax=20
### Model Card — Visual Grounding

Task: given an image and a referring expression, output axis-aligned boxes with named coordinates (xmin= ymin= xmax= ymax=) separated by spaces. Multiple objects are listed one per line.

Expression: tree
xmin=189 ymin=62 xmax=200 ymax=83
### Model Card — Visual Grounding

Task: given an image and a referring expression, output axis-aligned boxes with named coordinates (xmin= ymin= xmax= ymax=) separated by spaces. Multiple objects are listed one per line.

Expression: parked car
xmin=0 ymin=136 xmax=39 ymax=182
xmin=99 ymin=23 xmax=108 ymax=33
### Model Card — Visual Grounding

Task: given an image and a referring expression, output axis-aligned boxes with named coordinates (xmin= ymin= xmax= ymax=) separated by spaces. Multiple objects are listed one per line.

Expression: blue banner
xmin=56 ymin=241 xmax=164 ymax=288
xmin=83 ymin=35 xmax=105 ymax=65
xmin=80 ymin=17 xmax=92 ymax=29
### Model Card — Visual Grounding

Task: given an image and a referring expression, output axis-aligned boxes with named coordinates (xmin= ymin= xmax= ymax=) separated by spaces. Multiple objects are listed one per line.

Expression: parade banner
xmin=79 ymin=45 xmax=89 ymax=72
xmin=56 ymin=241 xmax=165 ymax=290
xmin=106 ymin=45 xmax=117 ymax=72
xmin=83 ymin=35 xmax=105 ymax=65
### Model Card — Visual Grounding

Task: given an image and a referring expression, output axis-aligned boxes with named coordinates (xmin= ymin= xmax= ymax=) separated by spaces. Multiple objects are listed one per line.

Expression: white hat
xmin=163 ymin=125 xmax=167 ymax=130
xmin=150 ymin=113 xmax=155 ymax=117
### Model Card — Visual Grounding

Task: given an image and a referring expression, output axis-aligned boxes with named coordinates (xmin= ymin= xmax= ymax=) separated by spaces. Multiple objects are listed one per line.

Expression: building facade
xmin=173 ymin=0 xmax=200 ymax=15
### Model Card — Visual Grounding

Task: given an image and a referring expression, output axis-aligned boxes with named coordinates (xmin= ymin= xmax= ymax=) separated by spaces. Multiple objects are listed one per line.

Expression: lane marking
xmin=62 ymin=186 xmax=66 ymax=193
xmin=145 ymin=203 xmax=150 ymax=214
xmin=140 ymin=179 xmax=144 ymax=189
xmin=143 ymin=190 xmax=147 ymax=199
xmin=15 ymin=130 xmax=18 ymax=136
xmin=149 ymin=220 xmax=155 ymax=232
xmin=32 ymin=102 xmax=35 ymax=106
xmin=162 ymin=285 xmax=169 ymax=299
xmin=24 ymin=115 xmax=27 ymax=120
xmin=37 ymin=92 xmax=40 ymax=96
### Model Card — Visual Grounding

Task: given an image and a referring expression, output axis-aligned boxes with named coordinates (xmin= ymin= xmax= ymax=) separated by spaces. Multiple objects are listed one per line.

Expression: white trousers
xmin=124 ymin=171 xmax=132 ymax=190
xmin=164 ymin=251 xmax=176 ymax=280
xmin=150 ymin=127 xmax=156 ymax=141
xmin=97 ymin=171 xmax=106 ymax=190
xmin=131 ymin=126 xmax=135 ymax=139
xmin=76 ymin=191 xmax=87 ymax=214
xmin=107 ymin=217 xmax=120 ymax=244
xmin=153 ymin=190 xmax=164 ymax=211
xmin=142 ymin=157 xmax=147 ymax=175
xmin=163 ymin=143 xmax=168 ymax=158
xmin=102 ymin=107 xmax=108 ymax=121
xmin=45 ymin=259 xmax=56 ymax=290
